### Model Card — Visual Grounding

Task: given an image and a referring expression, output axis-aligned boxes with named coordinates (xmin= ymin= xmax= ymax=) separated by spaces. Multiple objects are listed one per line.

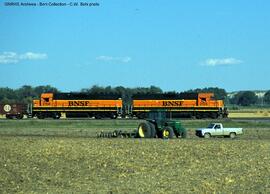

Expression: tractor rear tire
xmin=162 ymin=126 xmax=174 ymax=139
xmin=148 ymin=122 xmax=157 ymax=138
xmin=137 ymin=121 xmax=154 ymax=138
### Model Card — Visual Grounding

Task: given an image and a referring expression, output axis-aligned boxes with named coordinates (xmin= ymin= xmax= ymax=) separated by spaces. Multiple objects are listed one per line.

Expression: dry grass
xmin=229 ymin=108 xmax=270 ymax=118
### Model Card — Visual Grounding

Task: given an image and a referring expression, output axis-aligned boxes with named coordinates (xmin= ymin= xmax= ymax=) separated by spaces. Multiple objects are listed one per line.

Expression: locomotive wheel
xmin=110 ymin=113 xmax=117 ymax=119
xmin=37 ymin=113 xmax=45 ymax=119
xmin=137 ymin=122 xmax=154 ymax=138
xmin=210 ymin=112 xmax=218 ymax=119
xmin=162 ymin=127 xmax=174 ymax=139
xmin=53 ymin=112 xmax=61 ymax=119
xmin=16 ymin=114 xmax=24 ymax=119
xmin=195 ymin=114 xmax=202 ymax=119
xmin=94 ymin=114 xmax=102 ymax=119
xmin=6 ymin=115 xmax=13 ymax=119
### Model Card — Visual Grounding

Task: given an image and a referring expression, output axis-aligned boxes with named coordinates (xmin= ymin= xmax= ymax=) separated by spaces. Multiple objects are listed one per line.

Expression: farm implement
xmin=97 ymin=111 xmax=187 ymax=139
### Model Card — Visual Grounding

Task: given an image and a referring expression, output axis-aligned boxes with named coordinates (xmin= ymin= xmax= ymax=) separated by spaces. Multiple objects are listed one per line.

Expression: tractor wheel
xmin=204 ymin=133 xmax=211 ymax=138
xmin=137 ymin=122 xmax=153 ymax=138
xmin=162 ymin=126 xmax=174 ymax=139
xmin=148 ymin=122 xmax=157 ymax=138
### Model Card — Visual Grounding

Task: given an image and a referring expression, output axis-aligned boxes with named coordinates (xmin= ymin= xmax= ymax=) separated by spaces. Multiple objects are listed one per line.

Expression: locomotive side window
xmin=201 ymin=98 xmax=206 ymax=102
xmin=44 ymin=98 xmax=49 ymax=102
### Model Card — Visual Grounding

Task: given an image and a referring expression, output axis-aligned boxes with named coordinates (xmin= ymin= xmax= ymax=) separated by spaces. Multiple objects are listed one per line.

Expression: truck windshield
xmin=207 ymin=123 xmax=215 ymax=128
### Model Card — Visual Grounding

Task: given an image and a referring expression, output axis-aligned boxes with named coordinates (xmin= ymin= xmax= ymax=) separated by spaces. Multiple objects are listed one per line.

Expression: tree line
xmin=0 ymin=85 xmax=270 ymax=106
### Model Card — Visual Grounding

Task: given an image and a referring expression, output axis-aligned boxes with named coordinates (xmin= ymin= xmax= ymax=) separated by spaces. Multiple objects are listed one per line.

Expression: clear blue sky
xmin=0 ymin=0 xmax=269 ymax=92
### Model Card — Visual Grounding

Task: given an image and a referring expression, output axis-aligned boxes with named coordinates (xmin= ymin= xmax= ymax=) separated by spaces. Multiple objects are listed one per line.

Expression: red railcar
xmin=0 ymin=103 xmax=28 ymax=119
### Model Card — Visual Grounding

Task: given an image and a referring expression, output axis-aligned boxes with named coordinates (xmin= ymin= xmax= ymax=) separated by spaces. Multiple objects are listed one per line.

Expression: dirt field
xmin=0 ymin=119 xmax=270 ymax=193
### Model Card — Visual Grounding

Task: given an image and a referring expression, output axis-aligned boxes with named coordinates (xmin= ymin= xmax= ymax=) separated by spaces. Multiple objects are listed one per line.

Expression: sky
xmin=0 ymin=0 xmax=269 ymax=92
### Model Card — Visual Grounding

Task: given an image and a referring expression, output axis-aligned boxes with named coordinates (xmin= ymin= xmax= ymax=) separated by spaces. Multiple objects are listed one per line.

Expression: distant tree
xmin=231 ymin=91 xmax=258 ymax=106
xmin=16 ymin=85 xmax=35 ymax=98
xmin=187 ymin=87 xmax=227 ymax=100
xmin=34 ymin=85 xmax=59 ymax=96
xmin=264 ymin=91 xmax=270 ymax=105
xmin=149 ymin=85 xmax=163 ymax=94
xmin=0 ymin=87 xmax=16 ymax=103
xmin=88 ymin=85 xmax=105 ymax=94
xmin=0 ymin=85 xmax=60 ymax=103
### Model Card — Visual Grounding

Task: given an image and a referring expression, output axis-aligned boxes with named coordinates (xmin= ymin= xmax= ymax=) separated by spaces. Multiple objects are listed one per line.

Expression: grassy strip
xmin=0 ymin=119 xmax=270 ymax=139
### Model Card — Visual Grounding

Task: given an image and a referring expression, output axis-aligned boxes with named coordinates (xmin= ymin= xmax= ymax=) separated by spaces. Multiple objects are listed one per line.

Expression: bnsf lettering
xmin=68 ymin=101 xmax=90 ymax=106
xmin=162 ymin=101 xmax=182 ymax=106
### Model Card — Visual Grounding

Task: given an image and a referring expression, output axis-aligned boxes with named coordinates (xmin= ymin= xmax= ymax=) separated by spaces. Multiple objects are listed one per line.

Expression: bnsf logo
xmin=68 ymin=101 xmax=89 ymax=106
xmin=162 ymin=101 xmax=183 ymax=106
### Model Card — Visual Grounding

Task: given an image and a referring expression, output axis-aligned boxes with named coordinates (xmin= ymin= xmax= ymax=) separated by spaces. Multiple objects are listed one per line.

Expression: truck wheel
xmin=137 ymin=122 xmax=153 ymax=138
xmin=229 ymin=132 xmax=236 ymax=139
xmin=162 ymin=126 xmax=174 ymax=139
xmin=204 ymin=133 xmax=211 ymax=138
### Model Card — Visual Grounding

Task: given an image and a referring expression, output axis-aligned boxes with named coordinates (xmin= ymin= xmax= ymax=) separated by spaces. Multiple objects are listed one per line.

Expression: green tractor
xmin=137 ymin=111 xmax=187 ymax=139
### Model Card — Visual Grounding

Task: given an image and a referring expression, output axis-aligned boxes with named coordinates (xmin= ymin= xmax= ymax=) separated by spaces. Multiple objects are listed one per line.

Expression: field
xmin=0 ymin=119 xmax=270 ymax=193
xmin=228 ymin=107 xmax=270 ymax=118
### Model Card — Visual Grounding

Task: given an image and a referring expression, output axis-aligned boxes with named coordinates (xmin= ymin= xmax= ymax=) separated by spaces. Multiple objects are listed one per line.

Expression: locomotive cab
xmin=40 ymin=93 xmax=54 ymax=106
xmin=197 ymin=93 xmax=214 ymax=106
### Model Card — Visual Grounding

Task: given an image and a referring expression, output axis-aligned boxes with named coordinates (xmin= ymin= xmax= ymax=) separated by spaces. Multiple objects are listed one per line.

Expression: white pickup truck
xmin=195 ymin=123 xmax=243 ymax=138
